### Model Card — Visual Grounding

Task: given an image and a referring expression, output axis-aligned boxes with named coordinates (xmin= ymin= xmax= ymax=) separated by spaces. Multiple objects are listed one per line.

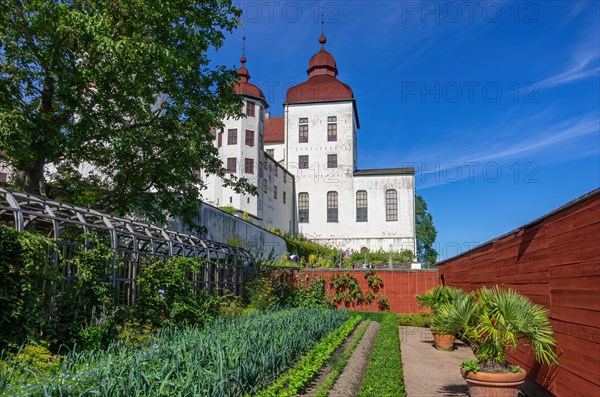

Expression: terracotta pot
xmin=461 ymin=368 xmax=526 ymax=397
xmin=432 ymin=332 xmax=455 ymax=351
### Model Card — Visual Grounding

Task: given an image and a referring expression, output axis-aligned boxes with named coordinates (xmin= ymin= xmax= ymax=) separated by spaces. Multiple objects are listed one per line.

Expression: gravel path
xmin=328 ymin=321 xmax=380 ymax=397
xmin=400 ymin=326 xmax=474 ymax=397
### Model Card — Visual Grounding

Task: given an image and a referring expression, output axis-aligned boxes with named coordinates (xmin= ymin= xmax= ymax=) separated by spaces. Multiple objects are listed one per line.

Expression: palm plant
xmin=416 ymin=285 xmax=467 ymax=313
xmin=418 ymin=286 xmax=469 ymax=350
xmin=448 ymin=286 xmax=559 ymax=372
xmin=431 ymin=292 xmax=475 ymax=335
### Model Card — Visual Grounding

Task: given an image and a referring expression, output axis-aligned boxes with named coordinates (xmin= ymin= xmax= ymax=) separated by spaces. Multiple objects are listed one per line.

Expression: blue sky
xmin=211 ymin=0 xmax=600 ymax=260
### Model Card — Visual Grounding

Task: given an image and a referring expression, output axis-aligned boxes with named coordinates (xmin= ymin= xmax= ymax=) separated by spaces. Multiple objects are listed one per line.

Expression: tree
xmin=416 ymin=194 xmax=438 ymax=267
xmin=0 ymin=0 xmax=255 ymax=229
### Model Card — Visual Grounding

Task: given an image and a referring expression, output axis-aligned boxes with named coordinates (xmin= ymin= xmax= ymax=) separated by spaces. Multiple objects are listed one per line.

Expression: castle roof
xmin=264 ymin=116 xmax=284 ymax=143
xmin=285 ymin=33 xmax=354 ymax=104
xmin=234 ymin=55 xmax=268 ymax=107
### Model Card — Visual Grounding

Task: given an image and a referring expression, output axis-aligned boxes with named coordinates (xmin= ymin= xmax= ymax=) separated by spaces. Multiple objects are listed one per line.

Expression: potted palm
xmin=416 ymin=285 xmax=467 ymax=350
xmin=438 ymin=286 xmax=559 ymax=397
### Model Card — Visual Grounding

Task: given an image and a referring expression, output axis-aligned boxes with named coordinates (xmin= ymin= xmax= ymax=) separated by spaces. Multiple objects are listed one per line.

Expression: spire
xmin=241 ymin=34 xmax=246 ymax=64
xmin=238 ymin=34 xmax=250 ymax=82
xmin=319 ymin=12 xmax=326 ymax=47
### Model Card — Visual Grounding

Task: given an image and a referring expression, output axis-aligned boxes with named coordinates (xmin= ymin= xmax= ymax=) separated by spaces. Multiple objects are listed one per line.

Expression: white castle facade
xmin=204 ymin=32 xmax=417 ymax=254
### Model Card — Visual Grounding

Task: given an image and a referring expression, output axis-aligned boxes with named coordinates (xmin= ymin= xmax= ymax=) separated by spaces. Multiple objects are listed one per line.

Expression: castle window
xmin=299 ymin=155 xmax=309 ymax=169
xmin=327 ymin=154 xmax=337 ymax=168
xmin=227 ymin=129 xmax=237 ymax=145
xmin=283 ymin=191 xmax=287 ymax=204
xmin=246 ymin=100 xmax=255 ymax=117
xmin=283 ymin=173 xmax=287 ymax=184
xmin=327 ymin=116 xmax=337 ymax=141
xmin=274 ymin=165 xmax=278 ymax=177
xmin=356 ymin=190 xmax=368 ymax=222
xmin=386 ymin=189 xmax=398 ymax=221
xmin=266 ymin=149 xmax=274 ymax=157
xmin=258 ymin=161 xmax=263 ymax=177
xmin=244 ymin=158 xmax=254 ymax=174
xmin=298 ymin=192 xmax=309 ymax=223
xmin=327 ymin=191 xmax=338 ymax=222
xmin=218 ymin=131 xmax=223 ymax=147
xmin=262 ymin=179 xmax=267 ymax=193
xmin=274 ymin=186 xmax=277 ymax=199
xmin=226 ymin=157 xmax=237 ymax=173
xmin=299 ymin=118 xmax=308 ymax=143
xmin=245 ymin=130 xmax=254 ymax=146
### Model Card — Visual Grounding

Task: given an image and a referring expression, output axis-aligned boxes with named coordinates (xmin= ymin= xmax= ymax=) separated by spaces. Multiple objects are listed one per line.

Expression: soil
xmin=296 ymin=321 xmax=362 ymax=396
xmin=477 ymin=360 xmax=519 ymax=374
xmin=327 ymin=321 xmax=380 ymax=397
xmin=295 ymin=321 xmax=380 ymax=397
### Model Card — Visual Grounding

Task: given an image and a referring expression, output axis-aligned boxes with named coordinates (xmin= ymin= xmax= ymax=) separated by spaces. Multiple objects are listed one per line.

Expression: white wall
xmin=284 ymin=100 xmax=416 ymax=253
xmin=172 ymin=202 xmax=289 ymax=261
xmin=204 ymin=96 xmax=296 ymax=234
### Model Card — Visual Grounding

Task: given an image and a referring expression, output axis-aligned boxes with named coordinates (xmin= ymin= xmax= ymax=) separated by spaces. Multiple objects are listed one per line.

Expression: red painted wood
xmin=288 ymin=269 xmax=439 ymax=314
xmin=438 ymin=191 xmax=600 ymax=397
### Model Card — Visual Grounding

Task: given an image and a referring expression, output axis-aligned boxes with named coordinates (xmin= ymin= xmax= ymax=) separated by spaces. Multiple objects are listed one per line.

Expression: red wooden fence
xmin=293 ymin=269 xmax=440 ymax=313
xmin=437 ymin=189 xmax=600 ymax=396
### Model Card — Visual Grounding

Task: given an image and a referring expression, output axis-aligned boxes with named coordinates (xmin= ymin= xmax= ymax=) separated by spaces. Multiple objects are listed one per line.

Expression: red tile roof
xmin=286 ymin=74 xmax=353 ymax=103
xmin=264 ymin=116 xmax=285 ymax=143
xmin=285 ymin=34 xmax=353 ymax=104
xmin=234 ymin=56 xmax=267 ymax=105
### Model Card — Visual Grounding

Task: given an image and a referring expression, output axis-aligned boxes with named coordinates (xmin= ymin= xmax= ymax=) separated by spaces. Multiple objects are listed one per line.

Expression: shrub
xmin=0 ymin=225 xmax=54 ymax=350
xmin=397 ymin=313 xmax=431 ymax=327
xmin=135 ymin=256 xmax=220 ymax=327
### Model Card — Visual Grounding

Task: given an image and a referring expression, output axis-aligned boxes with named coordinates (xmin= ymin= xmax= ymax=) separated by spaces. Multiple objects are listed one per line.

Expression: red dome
xmin=307 ymin=48 xmax=338 ymax=77
xmin=234 ymin=56 xmax=267 ymax=104
xmin=285 ymin=34 xmax=353 ymax=103
xmin=286 ymin=74 xmax=353 ymax=103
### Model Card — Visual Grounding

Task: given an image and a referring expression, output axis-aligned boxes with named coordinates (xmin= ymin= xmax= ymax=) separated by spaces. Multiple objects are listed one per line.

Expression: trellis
xmin=0 ymin=187 xmax=254 ymax=306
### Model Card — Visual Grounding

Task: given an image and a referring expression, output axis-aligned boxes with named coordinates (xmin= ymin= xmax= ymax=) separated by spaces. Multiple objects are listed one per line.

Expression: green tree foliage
xmin=0 ymin=0 xmax=255 ymax=229
xmin=415 ymin=194 xmax=438 ymax=267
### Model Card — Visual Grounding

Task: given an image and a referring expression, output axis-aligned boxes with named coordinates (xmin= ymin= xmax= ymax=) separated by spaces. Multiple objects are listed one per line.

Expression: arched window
xmin=327 ymin=191 xmax=338 ymax=222
xmin=386 ymin=189 xmax=398 ymax=221
xmin=356 ymin=190 xmax=368 ymax=222
xmin=298 ymin=193 xmax=309 ymax=223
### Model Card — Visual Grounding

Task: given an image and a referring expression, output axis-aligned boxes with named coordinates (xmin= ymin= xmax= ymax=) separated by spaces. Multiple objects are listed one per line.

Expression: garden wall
xmin=437 ymin=188 xmax=600 ymax=397
xmin=297 ymin=269 xmax=440 ymax=313
xmin=171 ymin=202 xmax=288 ymax=260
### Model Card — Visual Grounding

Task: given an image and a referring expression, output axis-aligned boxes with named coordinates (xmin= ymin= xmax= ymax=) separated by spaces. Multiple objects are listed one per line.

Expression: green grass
xmin=313 ymin=320 xmax=370 ymax=397
xmin=357 ymin=313 xmax=406 ymax=397
xmin=255 ymin=315 xmax=362 ymax=397
xmin=0 ymin=308 xmax=347 ymax=397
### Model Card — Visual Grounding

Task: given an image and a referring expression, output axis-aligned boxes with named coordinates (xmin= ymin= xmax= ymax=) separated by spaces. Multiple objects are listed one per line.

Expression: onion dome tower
xmin=234 ymin=37 xmax=268 ymax=107
xmin=285 ymin=22 xmax=354 ymax=103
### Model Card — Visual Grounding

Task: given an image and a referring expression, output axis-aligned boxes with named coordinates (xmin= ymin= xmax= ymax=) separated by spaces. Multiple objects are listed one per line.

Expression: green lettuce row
xmin=357 ymin=313 xmax=406 ymax=397
xmin=313 ymin=320 xmax=371 ymax=397
xmin=254 ymin=315 xmax=362 ymax=397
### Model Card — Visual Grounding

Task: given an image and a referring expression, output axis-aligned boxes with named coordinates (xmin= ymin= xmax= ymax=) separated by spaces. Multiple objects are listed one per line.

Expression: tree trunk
xmin=14 ymin=160 xmax=46 ymax=195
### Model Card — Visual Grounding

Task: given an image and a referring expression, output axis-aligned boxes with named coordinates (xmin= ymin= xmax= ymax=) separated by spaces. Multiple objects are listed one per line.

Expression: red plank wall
xmin=437 ymin=189 xmax=600 ymax=397
xmin=291 ymin=269 xmax=440 ymax=313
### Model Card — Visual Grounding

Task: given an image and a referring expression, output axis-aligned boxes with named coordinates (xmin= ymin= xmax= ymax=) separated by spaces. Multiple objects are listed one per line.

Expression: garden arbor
xmin=0 ymin=187 xmax=254 ymax=306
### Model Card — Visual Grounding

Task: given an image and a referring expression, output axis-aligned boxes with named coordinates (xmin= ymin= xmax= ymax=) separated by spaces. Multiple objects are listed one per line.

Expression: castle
xmin=203 ymin=31 xmax=417 ymax=254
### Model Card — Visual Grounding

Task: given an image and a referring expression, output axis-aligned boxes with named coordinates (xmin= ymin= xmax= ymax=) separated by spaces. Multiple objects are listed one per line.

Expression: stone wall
xmin=172 ymin=202 xmax=288 ymax=261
